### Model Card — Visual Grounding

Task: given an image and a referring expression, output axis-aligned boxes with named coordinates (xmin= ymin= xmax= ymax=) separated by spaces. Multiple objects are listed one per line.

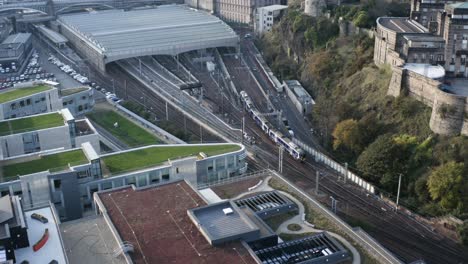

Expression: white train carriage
xmin=240 ymin=90 xmax=254 ymax=110
xmin=251 ymin=109 xmax=270 ymax=133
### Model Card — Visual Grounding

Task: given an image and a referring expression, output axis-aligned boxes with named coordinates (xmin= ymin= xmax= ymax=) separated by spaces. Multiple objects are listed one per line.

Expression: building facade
xmin=0 ymin=109 xmax=99 ymax=159
xmin=0 ymin=142 xmax=248 ymax=221
xmin=0 ymin=33 xmax=32 ymax=69
xmin=254 ymin=5 xmax=287 ymax=34
xmin=283 ymin=80 xmax=314 ymax=116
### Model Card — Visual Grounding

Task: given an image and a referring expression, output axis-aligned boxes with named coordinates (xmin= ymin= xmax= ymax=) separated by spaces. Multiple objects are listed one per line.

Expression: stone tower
xmin=304 ymin=0 xmax=326 ymax=17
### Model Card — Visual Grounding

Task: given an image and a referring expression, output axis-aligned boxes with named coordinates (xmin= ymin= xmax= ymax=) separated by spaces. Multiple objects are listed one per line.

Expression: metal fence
xmin=197 ymin=169 xmax=270 ymax=189
xmin=293 ymin=138 xmax=376 ymax=194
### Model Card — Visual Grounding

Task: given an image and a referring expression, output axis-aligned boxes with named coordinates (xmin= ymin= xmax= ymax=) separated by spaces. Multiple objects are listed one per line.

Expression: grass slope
xmin=0 ymin=112 xmax=64 ymax=136
xmin=102 ymin=144 xmax=241 ymax=175
xmin=2 ymin=149 xmax=88 ymax=179
xmin=0 ymin=85 xmax=52 ymax=104
xmin=87 ymin=110 xmax=160 ymax=147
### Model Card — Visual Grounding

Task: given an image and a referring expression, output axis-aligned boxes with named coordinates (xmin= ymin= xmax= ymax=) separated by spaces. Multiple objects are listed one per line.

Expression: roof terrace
xmin=1 ymin=149 xmax=88 ymax=180
xmin=60 ymin=87 xmax=89 ymax=97
xmin=100 ymin=143 xmax=242 ymax=176
xmin=0 ymin=112 xmax=64 ymax=136
xmin=0 ymin=85 xmax=53 ymax=104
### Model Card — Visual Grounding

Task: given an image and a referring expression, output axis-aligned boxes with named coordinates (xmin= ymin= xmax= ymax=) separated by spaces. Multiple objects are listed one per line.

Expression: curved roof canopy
xmin=58 ymin=5 xmax=239 ymax=63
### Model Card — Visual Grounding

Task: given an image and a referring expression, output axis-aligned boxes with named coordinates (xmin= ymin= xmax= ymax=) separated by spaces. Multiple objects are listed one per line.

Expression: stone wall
xmin=387 ymin=66 xmax=468 ymax=136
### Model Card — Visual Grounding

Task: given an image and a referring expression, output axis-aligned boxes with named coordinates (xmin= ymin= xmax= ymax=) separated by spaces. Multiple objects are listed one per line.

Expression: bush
xmin=457 ymin=222 xmax=468 ymax=245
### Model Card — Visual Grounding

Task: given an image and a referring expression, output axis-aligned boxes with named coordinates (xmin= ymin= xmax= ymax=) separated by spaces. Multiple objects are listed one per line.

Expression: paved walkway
xmin=233 ymin=177 xmax=360 ymax=264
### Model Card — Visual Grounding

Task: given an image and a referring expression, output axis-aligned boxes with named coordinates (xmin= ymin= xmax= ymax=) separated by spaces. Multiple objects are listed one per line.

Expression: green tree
xmin=458 ymin=222 xmax=468 ymax=246
xmin=353 ymin=11 xmax=370 ymax=28
xmin=332 ymin=119 xmax=362 ymax=153
xmin=427 ymin=161 xmax=467 ymax=211
xmin=356 ymin=134 xmax=411 ymax=188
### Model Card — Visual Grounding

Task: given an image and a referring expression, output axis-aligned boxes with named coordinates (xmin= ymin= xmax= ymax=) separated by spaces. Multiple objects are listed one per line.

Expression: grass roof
xmin=2 ymin=149 xmax=88 ymax=180
xmin=0 ymin=85 xmax=52 ymax=104
xmin=60 ymin=87 xmax=89 ymax=96
xmin=102 ymin=144 xmax=241 ymax=175
xmin=0 ymin=112 xmax=64 ymax=136
xmin=87 ymin=109 xmax=161 ymax=147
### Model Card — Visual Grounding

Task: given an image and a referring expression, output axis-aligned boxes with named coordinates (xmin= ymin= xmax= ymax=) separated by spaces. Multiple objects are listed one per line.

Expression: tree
xmin=353 ymin=11 xmax=370 ymax=28
xmin=356 ymin=134 xmax=411 ymax=188
xmin=332 ymin=119 xmax=362 ymax=153
xmin=458 ymin=222 xmax=468 ymax=246
xmin=427 ymin=162 xmax=467 ymax=211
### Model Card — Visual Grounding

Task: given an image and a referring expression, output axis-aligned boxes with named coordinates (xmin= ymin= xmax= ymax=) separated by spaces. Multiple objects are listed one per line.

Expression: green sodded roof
xmin=102 ymin=144 xmax=241 ymax=175
xmin=2 ymin=149 xmax=88 ymax=180
xmin=0 ymin=85 xmax=52 ymax=104
xmin=0 ymin=112 xmax=64 ymax=136
xmin=61 ymin=87 xmax=89 ymax=96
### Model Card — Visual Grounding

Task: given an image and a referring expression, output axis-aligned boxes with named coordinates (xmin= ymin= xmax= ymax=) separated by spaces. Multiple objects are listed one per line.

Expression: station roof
xmin=58 ymin=5 xmax=239 ymax=63
xmin=36 ymin=25 xmax=68 ymax=44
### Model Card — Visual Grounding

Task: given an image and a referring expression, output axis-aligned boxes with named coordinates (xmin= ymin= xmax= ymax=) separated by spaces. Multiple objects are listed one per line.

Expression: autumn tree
xmin=427 ymin=162 xmax=468 ymax=211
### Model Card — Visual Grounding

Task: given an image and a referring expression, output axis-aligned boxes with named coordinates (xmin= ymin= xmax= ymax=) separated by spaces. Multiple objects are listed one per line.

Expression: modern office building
xmin=0 ymin=82 xmax=95 ymax=120
xmin=0 ymin=33 xmax=32 ymax=69
xmin=0 ymin=108 xmax=100 ymax=160
xmin=0 ymin=142 xmax=247 ymax=221
xmin=254 ymin=5 xmax=287 ymax=34
xmin=93 ymin=180 xmax=349 ymax=264
xmin=0 ymin=82 xmax=62 ymax=120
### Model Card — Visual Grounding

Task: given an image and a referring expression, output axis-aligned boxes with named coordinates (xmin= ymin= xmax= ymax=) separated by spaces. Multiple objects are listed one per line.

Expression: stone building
xmin=374 ymin=4 xmax=468 ymax=136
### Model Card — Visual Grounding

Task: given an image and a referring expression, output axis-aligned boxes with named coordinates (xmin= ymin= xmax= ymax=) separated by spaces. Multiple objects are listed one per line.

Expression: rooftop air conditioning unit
xmin=223 ymin=208 xmax=233 ymax=215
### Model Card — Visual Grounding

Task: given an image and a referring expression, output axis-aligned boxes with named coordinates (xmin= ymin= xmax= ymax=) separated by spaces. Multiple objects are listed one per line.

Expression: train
xmin=240 ymin=91 xmax=305 ymax=161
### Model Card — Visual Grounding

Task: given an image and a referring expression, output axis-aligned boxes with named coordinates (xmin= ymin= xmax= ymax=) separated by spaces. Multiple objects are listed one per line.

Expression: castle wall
xmin=387 ymin=67 xmax=468 ymax=136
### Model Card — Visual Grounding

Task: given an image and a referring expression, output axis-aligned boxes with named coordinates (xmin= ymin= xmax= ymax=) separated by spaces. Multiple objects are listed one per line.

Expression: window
xmin=82 ymin=96 xmax=86 ymax=100
xmin=461 ymin=55 xmax=466 ymax=65
xmin=41 ymin=97 xmax=45 ymax=101
xmin=176 ymin=168 xmax=179 ymax=173
xmin=10 ymin=103 xmax=16 ymax=110
xmin=68 ymin=100 xmax=74 ymax=104
xmin=162 ymin=173 xmax=170 ymax=181
xmin=26 ymin=99 xmax=31 ymax=105
xmin=78 ymin=105 xmax=83 ymax=111
xmin=208 ymin=165 xmax=213 ymax=172
xmin=19 ymin=101 xmax=25 ymax=107
xmin=63 ymin=102 xmax=67 ymax=106
xmin=53 ymin=180 xmax=61 ymax=189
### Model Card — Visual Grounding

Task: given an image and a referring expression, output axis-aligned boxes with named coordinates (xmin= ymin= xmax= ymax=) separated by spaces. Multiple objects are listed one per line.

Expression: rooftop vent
xmin=223 ymin=207 xmax=233 ymax=215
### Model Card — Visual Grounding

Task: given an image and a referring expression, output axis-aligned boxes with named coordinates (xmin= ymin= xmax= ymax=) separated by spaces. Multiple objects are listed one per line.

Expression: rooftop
xmin=0 ymin=85 xmax=53 ymax=104
xmin=403 ymin=63 xmax=445 ymax=79
xmin=258 ymin=4 xmax=288 ymax=11
xmin=188 ymin=201 xmax=259 ymax=243
xmin=60 ymin=87 xmax=89 ymax=96
xmin=377 ymin=17 xmax=427 ymax=33
xmin=15 ymin=206 xmax=67 ymax=264
xmin=404 ymin=34 xmax=445 ymax=42
xmin=60 ymin=215 xmax=127 ymax=264
xmin=58 ymin=5 xmax=239 ymax=63
xmin=97 ymin=181 xmax=256 ymax=264
xmin=101 ymin=143 xmax=242 ymax=175
xmin=36 ymin=25 xmax=68 ymax=44
xmin=2 ymin=33 xmax=31 ymax=44
xmin=0 ymin=112 xmax=64 ymax=137
xmin=284 ymin=80 xmax=313 ymax=100
xmin=1 ymin=149 xmax=88 ymax=180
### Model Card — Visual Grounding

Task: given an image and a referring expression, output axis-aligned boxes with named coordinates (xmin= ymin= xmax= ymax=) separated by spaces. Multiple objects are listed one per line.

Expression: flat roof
xmin=2 ymin=33 xmax=31 ymax=44
xmin=97 ymin=181 xmax=256 ymax=264
xmin=36 ymin=25 xmax=68 ymax=44
xmin=58 ymin=5 xmax=239 ymax=63
xmin=403 ymin=63 xmax=445 ymax=79
xmin=285 ymin=80 xmax=312 ymax=99
xmin=101 ymin=143 xmax=242 ymax=175
xmin=378 ymin=17 xmax=427 ymax=33
xmin=0 ymin=112 xmax=65 ymax=137
xmin=60 ymin=215 xmax=127 ymax=264
xmin=258 ymin=4 xmax=288 ymax=11
xmin=403 ymin=35 xmax=445 ymax=42
xmin=189 ymin=201 xmax=259 ymax=241
xmin=60 ymin=87 xmax=89 ymax=96
xmin=15 ymin=206 xmax=67 ymax=264
xmin=1 ymin=149 xmax=88 ymax=180
xmin=0 ymin=85 xmax=53 ymax=104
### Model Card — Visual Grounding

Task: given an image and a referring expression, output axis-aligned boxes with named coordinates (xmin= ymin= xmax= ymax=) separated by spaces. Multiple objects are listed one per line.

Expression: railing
xmin=197 ymin=169 xmax=270 ymax=189
xmin=293 ymin=138 xmax=376 ymax=194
